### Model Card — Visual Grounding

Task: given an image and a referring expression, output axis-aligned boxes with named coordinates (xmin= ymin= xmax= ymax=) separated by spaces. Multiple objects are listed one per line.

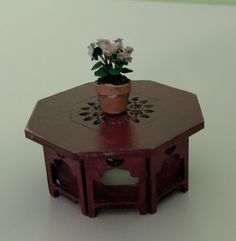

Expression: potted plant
xmin=88 ymin=38 xmax=134 ymax=114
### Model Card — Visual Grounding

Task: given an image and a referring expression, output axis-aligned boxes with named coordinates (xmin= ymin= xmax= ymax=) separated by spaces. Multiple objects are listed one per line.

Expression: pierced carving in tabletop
xmin=71 ymin=94 xmax=161 ymax=129
xmin=79 ymin=101 xmax=104 ymax=126
xmin=127 ymin=96 xmax=154 ymax=123
xmin=77 ymin=96 xmax=155 ymax=126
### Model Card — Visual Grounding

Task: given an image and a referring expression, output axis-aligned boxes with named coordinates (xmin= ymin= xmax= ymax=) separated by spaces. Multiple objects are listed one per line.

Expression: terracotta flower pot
xmin=95 ymin=82 xmax=132 ymax=114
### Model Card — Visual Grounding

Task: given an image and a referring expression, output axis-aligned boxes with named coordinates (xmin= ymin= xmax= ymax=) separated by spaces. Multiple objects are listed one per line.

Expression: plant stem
xmin=108 ymin=58 xmax=112 ymax=68
xmin=104 ymin=55 xmax=109 ymax=65
xmin=99 ymin=55 xmax=107 ymax=65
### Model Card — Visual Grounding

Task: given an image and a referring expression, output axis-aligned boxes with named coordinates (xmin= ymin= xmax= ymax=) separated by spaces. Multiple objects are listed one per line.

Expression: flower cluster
xmin=88 ymin=38 xmax=134 ymax=78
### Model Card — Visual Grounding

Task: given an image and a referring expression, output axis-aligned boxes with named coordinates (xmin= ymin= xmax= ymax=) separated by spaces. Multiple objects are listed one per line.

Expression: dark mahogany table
xmin=25 ymin=80 xmax=204 ymax=217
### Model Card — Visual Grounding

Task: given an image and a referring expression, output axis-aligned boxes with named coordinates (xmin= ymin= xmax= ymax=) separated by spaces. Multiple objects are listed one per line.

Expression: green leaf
xmin=111 ymin=53 xmax=118 ymax=62
xmin=91 ymin=61 xmax=104 ymax=70
xmin=114 ymin=59 xmax=128 ymax=67
xmin=108 ymin=67 xmax=121 ymax=76
xmin=121 ymin=68 xmax=133 ymax=73
xmin=93 ymin=47 xmax=102 ymax=55
xmin=94 ymin=67 xmax=108 ymax=77
xmin=102 ymin=65 xmax=110 ymax=71
xmin=92 ymin=47 xmax=103 ymax=60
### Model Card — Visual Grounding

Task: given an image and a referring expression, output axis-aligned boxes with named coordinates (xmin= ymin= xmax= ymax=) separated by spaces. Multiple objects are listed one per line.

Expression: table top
xmin=25 ymin=80 xmax=204 ymax=158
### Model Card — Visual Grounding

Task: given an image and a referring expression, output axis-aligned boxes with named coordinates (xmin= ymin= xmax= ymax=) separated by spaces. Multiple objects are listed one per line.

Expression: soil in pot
xmin=96 ymin=74 xmax=130 ymax=85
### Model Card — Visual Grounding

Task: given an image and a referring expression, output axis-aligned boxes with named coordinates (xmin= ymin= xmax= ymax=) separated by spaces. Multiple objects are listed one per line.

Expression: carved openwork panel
xmin=100 ymin=168 xmax=139 ymax=186
xmin=87 ymin=156 xmax=145 ymax=203
xmin=156 ymin=146 xmax=184 ymax=196
xmin=51 ymin=153 xmax=78 ymax=198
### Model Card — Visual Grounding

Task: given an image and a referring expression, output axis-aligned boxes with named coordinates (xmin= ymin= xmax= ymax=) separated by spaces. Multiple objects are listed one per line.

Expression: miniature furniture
xmin=25 ymin=80 xmax=204 ymax=217
xmin=43 ymin=146 xmax=87 ymax=215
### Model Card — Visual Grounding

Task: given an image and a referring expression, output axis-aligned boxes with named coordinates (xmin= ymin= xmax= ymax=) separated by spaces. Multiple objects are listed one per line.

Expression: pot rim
xmin=95 ymin=80 xmax=132 ymax=96
xmin=95 ymin=80 xmax=131 ymax=88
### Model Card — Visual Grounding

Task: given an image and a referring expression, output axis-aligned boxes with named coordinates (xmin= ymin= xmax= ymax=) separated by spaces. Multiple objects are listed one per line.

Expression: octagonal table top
xmin=25 ymin=80 xmax=204 ymax=158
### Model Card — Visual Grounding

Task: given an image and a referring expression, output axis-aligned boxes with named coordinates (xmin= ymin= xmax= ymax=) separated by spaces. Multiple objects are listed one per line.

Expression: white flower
xmin=117 ymin=52 xmax=133 ymax=63
xmin=117 ymin=45 xmax=134 ymax=63
xmin=96 ymin=39 xmax=119 ymax=56
xmin=88 ymin=43 xmax=95 ymax=58
xmin=114 ymin=38 xmax=123 ymax=49
xmin=106 ymin=43 xmax=119 ymax=56
xmin=89 ymin=38 xmax=134 ymax=66
xmin=124 ymin=46 xmax=133 ymax=54
xmin=96 ymin=39 xmax=111 ymax=52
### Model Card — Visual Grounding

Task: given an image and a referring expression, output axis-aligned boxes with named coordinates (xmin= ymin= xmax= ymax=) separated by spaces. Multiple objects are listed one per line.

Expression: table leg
xmin=149 ymin=170 xmax=158 ymax=214
xmin=180 ymin=139 xmax=189 ymax=193
xmin=139 ymin=174 xmax=148 ymax=215
xmin=76 ymin=160 xmax=87 ymax=215
xmin=149 ymin=152 xmax=164 ymax=214
xmin=149 ymin=155 xmax=162 ymax=214
xmin=85 ymin=161 xmax=97 ymax=218
xmin=43 ymin=147 xmax=59 ymax=197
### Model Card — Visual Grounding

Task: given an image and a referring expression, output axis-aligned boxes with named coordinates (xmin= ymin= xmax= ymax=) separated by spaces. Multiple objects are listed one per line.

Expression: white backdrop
xmin=0 ymin=1 xmax=236 ymax=241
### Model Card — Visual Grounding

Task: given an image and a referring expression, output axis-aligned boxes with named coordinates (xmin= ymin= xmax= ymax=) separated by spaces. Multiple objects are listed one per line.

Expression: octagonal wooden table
xmin=25 ymin=80 xmax=204 ymax=217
